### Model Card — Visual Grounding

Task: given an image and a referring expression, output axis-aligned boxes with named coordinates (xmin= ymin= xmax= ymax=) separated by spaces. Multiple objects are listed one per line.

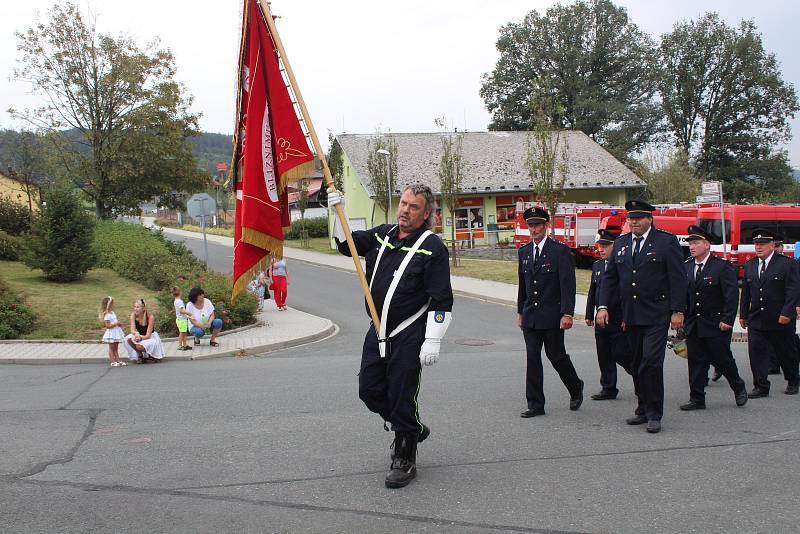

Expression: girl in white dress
xmin=99 ymin=296 xmax=126 ymax=367
xmin=123 ymin=299 xmax=166 ymax=363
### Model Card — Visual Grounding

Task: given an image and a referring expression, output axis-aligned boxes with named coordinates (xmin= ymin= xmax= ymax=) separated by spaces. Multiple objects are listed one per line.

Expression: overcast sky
xmin=2 ymin=0 xmax=798 ymax=166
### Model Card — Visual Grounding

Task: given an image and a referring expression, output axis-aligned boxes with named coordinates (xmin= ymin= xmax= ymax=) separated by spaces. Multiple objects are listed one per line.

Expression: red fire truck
xmin=695 ymin=204 xmax=800 ymax=275
xmin=515 ymin=202 xmax=701 ymax=265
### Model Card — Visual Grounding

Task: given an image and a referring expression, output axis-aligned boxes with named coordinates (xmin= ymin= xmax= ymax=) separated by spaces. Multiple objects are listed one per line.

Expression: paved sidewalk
xmin=0 ymin=307 xmax=335 ymax=364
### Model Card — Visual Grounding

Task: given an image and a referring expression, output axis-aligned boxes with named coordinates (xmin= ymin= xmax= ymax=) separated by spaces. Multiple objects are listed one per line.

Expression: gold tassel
xmin=241 ymin=227 xmax=284 ymax=259
xmin=278 ymin=161 xmax=315 ymax=191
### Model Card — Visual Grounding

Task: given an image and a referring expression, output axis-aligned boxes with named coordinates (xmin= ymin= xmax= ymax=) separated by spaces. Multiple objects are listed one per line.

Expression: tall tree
xmin=480 ymin=0 xmax=661 ymax=164
xmin=365 ymin=135 xmax=398 ymax=224
xmin=658 ymin=14 xmax=799 ymax=199
xmin=437 ymin=132 xmax=464 ymax=268
xmin=11 ymin=2 xmax=207 ymax=218
xmin=638 ymin=149 xmax=701 ymax=204
xmin=526 ymin=122 xmax=569 ymax=231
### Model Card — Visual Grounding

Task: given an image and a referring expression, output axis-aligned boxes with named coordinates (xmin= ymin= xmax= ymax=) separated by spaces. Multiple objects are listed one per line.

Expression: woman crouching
xmin=124 ymin=298 xmax=166 ymax=363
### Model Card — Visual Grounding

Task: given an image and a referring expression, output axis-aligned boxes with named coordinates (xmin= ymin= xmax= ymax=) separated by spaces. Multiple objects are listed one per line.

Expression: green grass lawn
xmin=452 ymin=258 xmax=592 ymax=294
xmin=0 ymin=261 xmax=160 ymax=340
xmin=284 ymin=237 xmax=338 ymax=255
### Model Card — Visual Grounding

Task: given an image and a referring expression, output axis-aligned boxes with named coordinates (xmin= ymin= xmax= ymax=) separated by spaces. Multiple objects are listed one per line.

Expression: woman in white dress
xmin=123 ymin=299 xmax=165 ymax=363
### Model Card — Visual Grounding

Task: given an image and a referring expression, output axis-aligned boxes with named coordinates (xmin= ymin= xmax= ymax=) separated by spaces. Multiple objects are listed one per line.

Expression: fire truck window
xmin=697 ymin=218 xmax=731 ymax=242
xmin=740 ymin=220 xmax=779 ymax=244
xmin=778 ymin=221 xmax=800 ymax=243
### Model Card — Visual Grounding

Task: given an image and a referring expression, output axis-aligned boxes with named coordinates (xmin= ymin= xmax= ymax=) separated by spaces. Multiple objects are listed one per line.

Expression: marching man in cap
xmin=327 ymin=184 xmax=454 ymax=488
xmin=596 ymin=200 xmax=687 ymax=433
xmin=680 ymin=225 xmax=748 ymax=410
xmin=739 ymin=228 xmax=800 ymax=397
xmin=585 ymin=229 xmax=635 ymax=400
xmin=517 ymin=206 xmax=584 ymax=418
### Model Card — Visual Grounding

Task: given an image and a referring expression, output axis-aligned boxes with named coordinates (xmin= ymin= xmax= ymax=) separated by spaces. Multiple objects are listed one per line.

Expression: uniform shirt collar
xmin=632 ymin=226 xmax=651 ymax=243
xmin=761 ymin=251 xmax=775 ymax=268
xmin=695 ymin=252 xmax=711 ymax=267
xmin=532 ymin=235 xmax=548 ymax=252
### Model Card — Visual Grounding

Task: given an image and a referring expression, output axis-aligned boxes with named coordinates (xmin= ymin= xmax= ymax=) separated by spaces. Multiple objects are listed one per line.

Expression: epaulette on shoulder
xmin=519 ymin=241 xmax=532 ymax=249
xmin=684 ymin=256 xmax=694 ymax=263
xmin=615 ymin=233 xmax=630 ymax=241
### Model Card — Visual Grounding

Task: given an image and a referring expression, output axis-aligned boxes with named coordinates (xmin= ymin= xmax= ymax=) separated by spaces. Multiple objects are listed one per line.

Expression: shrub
xmin=0 ymin=230 xmax=22 ymax=260
xmin=94 ymin=220 xmax=257 ymax=335
xmin=23 ymin=187 xmax=95 ymax=282
xmin=284 ymin=216 xmax=329 ymax=239
xmin=154 ymin=217 xmax=180 ymax=228
xmin=0 ymin=275 xmax=36 ymax=339
xmin=0 ymin=196 xmax=33 ymax=236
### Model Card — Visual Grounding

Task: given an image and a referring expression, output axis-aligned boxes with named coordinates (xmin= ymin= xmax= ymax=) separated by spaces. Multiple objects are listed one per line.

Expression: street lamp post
xmin=376 ymin=148 xmax=392 ymax=222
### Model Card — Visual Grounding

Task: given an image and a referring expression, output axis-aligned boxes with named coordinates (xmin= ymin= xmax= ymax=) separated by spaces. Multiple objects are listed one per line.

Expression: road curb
xmin=0 ymin=320 xmax=337 ymax=364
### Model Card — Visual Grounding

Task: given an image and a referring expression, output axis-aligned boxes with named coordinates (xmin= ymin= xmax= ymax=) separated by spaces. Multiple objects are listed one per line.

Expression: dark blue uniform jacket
xmin=599 ymin=229 xmax=687 ymax=326
xmin=517 ymin=237 xmax=576 ymax=330
xmin=683 ymin=254 xmax=738 ymax=338
xmin=586 ymin=258 xmax=622 ymax=333
xmin=336 ymin=224 xmax=453 ymax=334
xmin=740 ymin=253 xmax=799 ymax=331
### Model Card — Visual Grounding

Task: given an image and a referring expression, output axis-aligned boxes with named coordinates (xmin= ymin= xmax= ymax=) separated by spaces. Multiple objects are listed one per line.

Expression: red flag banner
xmin=231 ymin=0 xmax=314 ymax=302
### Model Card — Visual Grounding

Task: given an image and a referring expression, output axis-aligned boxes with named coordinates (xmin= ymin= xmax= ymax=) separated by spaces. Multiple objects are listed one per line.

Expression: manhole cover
xmin=454 ymin=338 xmax=494 ymax=346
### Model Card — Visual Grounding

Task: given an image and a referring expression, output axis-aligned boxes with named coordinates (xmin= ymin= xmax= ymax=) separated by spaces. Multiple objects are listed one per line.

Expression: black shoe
xmin=520 ymin=408 xmax=545 ymax=418
xmin=785 ymin=382 xmax=799 ymax=395
xmin=570 ymin=380 xmax=584 ymax=411
xmin=679 ymin=400 xmax=706 ymax=411
xmin=591 ymin=390 xmax=618 ymax=400
xmin=646 ymin=420 xmax=661 ymax=433
xmin=626 ymin=414 xmax=647 ymax=425
xmin=385 ymin=458 xmax=416 ymax=488
xmin=748 ymin=387 xmax=769 ymax=399
xmin=418 ymin=424 xmax=430 ymax=443
xmin=768 ymin=367 xmax=781 ymax=375
xmin=385 ymin=433 xmax=417 ymax=489
xmin=711 ymin=369 xmax=723 ymax=382
xmin=734 ymin=386 xmax=748 ymax=406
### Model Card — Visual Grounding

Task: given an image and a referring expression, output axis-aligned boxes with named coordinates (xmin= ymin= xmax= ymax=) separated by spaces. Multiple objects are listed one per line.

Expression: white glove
xmin=419 ymin=311 xmax=452 ymax=366
xmin=327 ymin=187 xmax=344 ymax=208
xmin=419 ymin=338 xmax=440 ymax=366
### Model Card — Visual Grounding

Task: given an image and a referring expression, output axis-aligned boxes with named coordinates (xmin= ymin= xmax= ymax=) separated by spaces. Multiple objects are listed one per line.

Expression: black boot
xmin=385 ymin=432 xmax=417 ymax=489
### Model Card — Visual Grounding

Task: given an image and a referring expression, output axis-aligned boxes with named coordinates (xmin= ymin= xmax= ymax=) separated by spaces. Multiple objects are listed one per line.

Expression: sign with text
xmin=701 ymin=181 xmax=721 ymax=196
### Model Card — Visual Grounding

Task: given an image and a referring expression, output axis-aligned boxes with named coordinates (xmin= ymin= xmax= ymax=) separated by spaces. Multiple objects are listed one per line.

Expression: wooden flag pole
xmin=257 ymin=0 xmax=381 ymax=331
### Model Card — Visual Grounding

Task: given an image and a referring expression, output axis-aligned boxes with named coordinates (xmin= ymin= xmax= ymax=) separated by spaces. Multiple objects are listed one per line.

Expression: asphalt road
xmin=1 ymin=233 xmax=798 ymax=533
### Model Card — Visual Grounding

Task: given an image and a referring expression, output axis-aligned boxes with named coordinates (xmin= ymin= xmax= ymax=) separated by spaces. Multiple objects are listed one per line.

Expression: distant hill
xmin=191 ymin=132 xmax=233 ymax=175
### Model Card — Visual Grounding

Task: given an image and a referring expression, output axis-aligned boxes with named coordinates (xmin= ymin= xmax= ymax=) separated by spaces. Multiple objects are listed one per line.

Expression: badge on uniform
xmin=434 ymin=312 xmax=445 ymax=323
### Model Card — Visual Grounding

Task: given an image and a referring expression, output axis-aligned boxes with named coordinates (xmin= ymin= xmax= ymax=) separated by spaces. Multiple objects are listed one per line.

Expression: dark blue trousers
xmin=625 ymin=323 xmax=669 ymax=421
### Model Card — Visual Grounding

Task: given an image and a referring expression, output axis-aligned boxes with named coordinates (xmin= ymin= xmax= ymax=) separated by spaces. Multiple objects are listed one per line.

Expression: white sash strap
xmin=377 ymin=229 xmax=433 ymax=358
xmin=369 ymin=225 xmax=397 ymax=290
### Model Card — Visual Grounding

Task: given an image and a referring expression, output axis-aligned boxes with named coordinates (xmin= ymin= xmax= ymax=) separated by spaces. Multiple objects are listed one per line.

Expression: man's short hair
xmin=403 ymin=184 xmax=435 ymax=229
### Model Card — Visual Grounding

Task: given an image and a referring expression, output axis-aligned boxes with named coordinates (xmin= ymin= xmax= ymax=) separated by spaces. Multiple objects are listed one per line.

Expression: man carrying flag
xmin=327 ymin=184 xmax=453 ymax=489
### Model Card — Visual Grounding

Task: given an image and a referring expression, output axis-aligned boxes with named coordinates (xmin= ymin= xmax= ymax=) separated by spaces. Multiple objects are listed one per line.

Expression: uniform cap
xmin=596 ymin=229 xmax=619 ymax=245
xmin=624 ymin=199 xmax=655 ymax=219
xmin=523 ymin=206 xmax=550 ymax=224
xmin=751 ymin=228 xmax=777 ymax=243
xmin=686 ymin=225 xmax=720 ymax=244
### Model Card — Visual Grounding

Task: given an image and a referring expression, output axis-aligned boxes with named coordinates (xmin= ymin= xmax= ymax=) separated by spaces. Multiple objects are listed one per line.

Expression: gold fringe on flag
xmin=241 ymin=227 xmax=284 ymax=259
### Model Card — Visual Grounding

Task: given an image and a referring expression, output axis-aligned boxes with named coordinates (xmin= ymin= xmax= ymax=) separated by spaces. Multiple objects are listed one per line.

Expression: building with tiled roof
xmin=334 ymin=131 xmax=643 ymax=244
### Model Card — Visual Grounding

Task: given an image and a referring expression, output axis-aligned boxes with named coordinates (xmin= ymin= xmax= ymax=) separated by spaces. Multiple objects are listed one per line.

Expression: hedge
xmin=0 ymin=230 xmax=22 ymax=260
xmin=94 ymin=221 xmax=257 ymax=336
xmin=0 ymin=275 xmax=36 ymax=339
xmin=284 ymin=216 xmax=329 ymax=239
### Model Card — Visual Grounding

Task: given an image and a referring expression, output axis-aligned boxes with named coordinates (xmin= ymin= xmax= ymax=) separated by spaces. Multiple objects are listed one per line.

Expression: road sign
xmin=695 ymin=195 xmax=720 ymax=203
xmin=187 ymin=193 xmax=216 ymax=221
xmin=701 ymin=181 xmax=721 ymax=196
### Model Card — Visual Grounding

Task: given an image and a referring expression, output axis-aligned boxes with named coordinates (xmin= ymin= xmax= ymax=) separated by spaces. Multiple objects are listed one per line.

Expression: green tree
xmin=638 ymin=149 xmax=701 ymax=204
xmin=480 ymin=0 xmax=661 ymax=164
xmin=658 ymin=14 xmax=799 ymax=200
xmin=327 ymin=132 xmax=344 ymax=192
xmin=526 ymin=122 xmax=569 ymax=231
xmin=365 ymin=135 xmax=398 ymax=224
xmin=437 ymin=131 xmax=464 ymax=268
xmin=23 ymin=185 xmax=95 ymax=282
xmin=11 ymin=2 xmax=208 ymax=218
